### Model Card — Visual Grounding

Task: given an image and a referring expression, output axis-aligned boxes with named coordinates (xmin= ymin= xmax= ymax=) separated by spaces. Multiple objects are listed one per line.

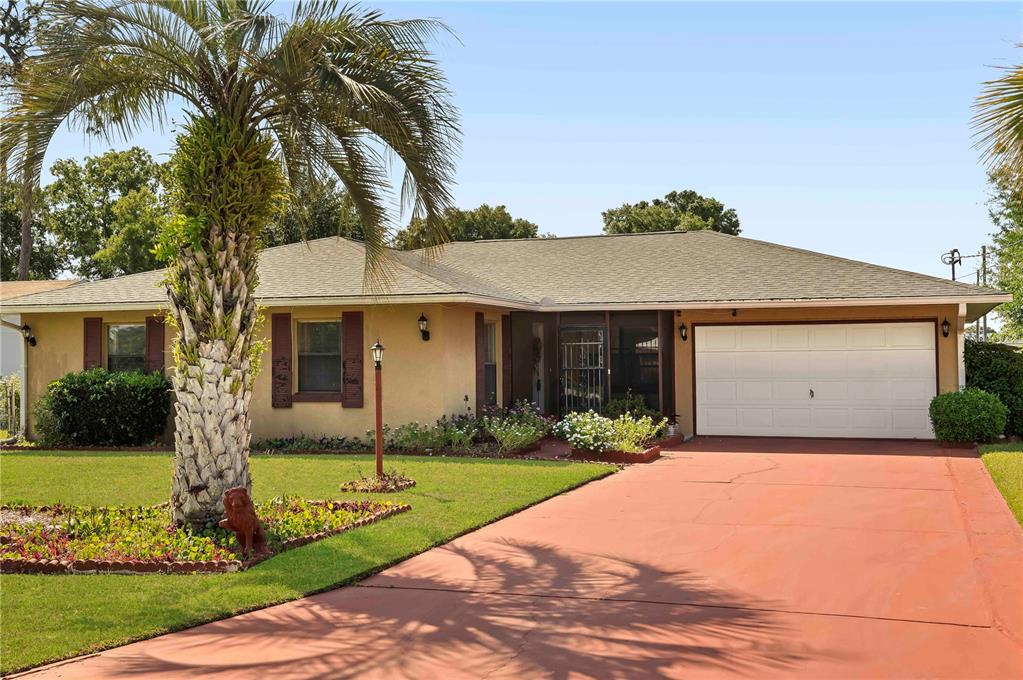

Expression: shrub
xmin=604 ymin=389 xmax=662 ymax=422
xmin=253 ymin=434 xmax=366 ymax=453
xmin=965 ymin=339 xmax=1023 ymax=437
xmin=34 ymin=368 xmax=171 ymax=446
xmin=481 ymin=400 xmax=550 ymax=453
xmin=929 ymin=388 xmax=1008 ymax=444
xmin=611 ymin=413 xmax=668 ymax=453
xmin=554 ymin=411 xmax=616 ymax=453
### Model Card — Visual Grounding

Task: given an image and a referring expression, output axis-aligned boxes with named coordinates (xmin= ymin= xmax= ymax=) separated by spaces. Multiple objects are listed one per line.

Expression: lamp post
xmin=371 ymin=339 xmax=385 ymax=477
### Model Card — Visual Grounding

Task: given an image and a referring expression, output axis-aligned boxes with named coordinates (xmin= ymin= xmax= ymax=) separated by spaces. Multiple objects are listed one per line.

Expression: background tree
xmin=1 ymin=0 xmax=44 ymax=280
xmin=602 ymin=189 xmax=741 ymax=235
xmin=3 ymin=0 xmax=458 ymax=527
xmin=0 ymin=177 xmax=62 ymax=279
xmin=261 ymin=177 xmax=365 ymax=248
xmin=393 ymin=203 xmax=548 ymax=249
xmin=987 ymin=166 xmax=1023 ymax=340
xmin=44 ymin=147 xmax=168 ymax=278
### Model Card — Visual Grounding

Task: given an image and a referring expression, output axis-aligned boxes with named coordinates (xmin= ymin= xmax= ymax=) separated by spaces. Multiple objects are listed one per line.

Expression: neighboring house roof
xmin=0 ymin=231 xmax=1009 ymax=314
xmin=0 ymin=279 xmax=78 ymax=302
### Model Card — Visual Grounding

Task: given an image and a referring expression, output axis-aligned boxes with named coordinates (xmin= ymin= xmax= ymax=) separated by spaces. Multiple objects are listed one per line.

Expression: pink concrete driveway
xmin=22 ymin=438 xmax=1023 ymax=679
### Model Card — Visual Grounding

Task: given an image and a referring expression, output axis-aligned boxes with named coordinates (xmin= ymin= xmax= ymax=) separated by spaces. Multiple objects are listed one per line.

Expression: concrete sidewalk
xmin=21 ymin=438 xmax=1023 ymax=679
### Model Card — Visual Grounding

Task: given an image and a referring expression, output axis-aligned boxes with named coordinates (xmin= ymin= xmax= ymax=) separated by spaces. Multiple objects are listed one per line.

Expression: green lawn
xmin=980 ymin=443 xmax=1023 ymax=526
xmin=0 ymin=451 xmax=612 ymax=674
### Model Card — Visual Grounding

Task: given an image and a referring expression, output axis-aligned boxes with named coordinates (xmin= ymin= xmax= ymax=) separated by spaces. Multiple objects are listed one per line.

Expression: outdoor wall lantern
xmin=941 ymin=319 xmax=950 ymax=338
xmin=418 ymin=313 xmax=430 ymax=341
xmin=678 ymin=322 xmax=688 ymax=342
xmin=20 ymin=324 xmax=36 ymax=346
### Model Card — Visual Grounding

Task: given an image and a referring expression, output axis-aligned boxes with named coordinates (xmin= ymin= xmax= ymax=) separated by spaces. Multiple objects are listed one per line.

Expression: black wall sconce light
xmin=941 ymin=318 xmax=950 ymax=338
xmin=20 ymin=324 xmax=36 ymax=347
xmin=418 ymin=313 xmax=430 ymax=341
xmin=678 ymin=322 xmax=688 ymax=342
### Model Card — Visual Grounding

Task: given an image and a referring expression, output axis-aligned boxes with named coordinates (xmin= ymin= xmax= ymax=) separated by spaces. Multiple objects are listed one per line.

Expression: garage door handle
xmin=809 ymin=388 xmax=814 ymax=399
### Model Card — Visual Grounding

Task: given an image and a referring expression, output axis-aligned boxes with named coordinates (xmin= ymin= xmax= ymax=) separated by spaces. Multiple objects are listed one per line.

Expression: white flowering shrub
xmin=555 ymin=410 xmax=667 ymax=454
xmin=554 ymin=411 xmax=616 ymax=453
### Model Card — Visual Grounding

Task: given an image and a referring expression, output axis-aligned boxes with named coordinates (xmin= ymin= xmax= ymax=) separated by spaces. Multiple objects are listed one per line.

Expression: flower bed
xmin=0 ymin=498 xmax=410 ymax=575
xmin=339 ymin=471 xmax=417 ymax=493
xmin=554 ymin=410 xmax=667 ymax=462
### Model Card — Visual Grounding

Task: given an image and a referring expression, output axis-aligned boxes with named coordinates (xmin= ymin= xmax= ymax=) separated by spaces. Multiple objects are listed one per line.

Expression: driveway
xmin=23 ymin=439 xmax=1023 ymax=679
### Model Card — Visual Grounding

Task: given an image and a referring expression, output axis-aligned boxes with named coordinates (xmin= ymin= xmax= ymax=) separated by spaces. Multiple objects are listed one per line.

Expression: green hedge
xmin=965 ymin=339 xmax=1023 ymax=437
xmin=928 ymin=388 xmax=1007 ymax=444
xmin=35 ymin=368 xmax=171 ymax=446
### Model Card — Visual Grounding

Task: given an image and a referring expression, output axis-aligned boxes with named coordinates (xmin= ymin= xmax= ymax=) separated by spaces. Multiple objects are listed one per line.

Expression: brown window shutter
xmin=83 ymin=317 xmax=102 ymax=369
xmin=475 ymin=312 xmax=485 ymax=414
xmin=501 ymin=314 xmax=512 ymax=407
xmin=271 ymin=313 xmax=293 ymax=408
xmin=341 ymin=311 xmax=364 ymax=408
xmin=144 ymin=316 xmax=165 ymax=373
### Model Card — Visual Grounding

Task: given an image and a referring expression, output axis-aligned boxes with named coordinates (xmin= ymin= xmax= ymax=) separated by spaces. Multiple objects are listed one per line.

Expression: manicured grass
xmin=980 ymin=443 xmax=1023 ymax=526
xmin=0 ymin=451 xmax=612 ymax=674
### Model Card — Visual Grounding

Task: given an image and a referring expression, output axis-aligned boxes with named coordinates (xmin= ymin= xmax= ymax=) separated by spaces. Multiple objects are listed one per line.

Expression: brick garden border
xmin=570 ymin=445 xmax=662 ymax=464
xmin=0 ymin=502 xmax=410 ymax=576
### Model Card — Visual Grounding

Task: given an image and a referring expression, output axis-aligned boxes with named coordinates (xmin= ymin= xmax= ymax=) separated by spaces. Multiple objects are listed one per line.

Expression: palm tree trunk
xmin=165 ymin=116 xmax=279 ymax=527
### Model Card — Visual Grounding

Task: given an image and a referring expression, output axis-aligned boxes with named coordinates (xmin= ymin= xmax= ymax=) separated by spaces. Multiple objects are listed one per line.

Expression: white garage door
xmin=695 ymin=322 xmax=936 ymax=439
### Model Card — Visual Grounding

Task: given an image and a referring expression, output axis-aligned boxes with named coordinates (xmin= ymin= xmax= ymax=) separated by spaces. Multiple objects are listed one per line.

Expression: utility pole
xmin=941 ymin=249 xmax=962 ymax=281
xmin=981 ymin=245 xmax=988 ymax=342
xmin=976 ymin=271 xmax=981 ymax=339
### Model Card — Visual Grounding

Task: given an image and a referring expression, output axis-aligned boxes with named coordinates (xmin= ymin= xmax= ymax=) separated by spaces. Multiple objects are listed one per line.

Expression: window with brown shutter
xmin=271 ymin=313 xmax=293 ymax=408
xmin=145 ymin=316 xmax=165 ymax=373
xmin=341 ymin=311 xmax=363 ymax=408
xmin=83 ymin=317 xmax=102 ymax=369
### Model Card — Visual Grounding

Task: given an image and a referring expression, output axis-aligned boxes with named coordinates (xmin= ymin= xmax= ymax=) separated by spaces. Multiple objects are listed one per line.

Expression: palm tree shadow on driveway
xmin=100 ymin=539 xmax=843 ymax=679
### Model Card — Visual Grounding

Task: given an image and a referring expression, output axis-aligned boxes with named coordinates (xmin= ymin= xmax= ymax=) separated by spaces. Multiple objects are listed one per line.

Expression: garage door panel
xmin=771 ymin=352 xmax=811 ymax=378
xmin=774 ymin=381 xmax=811 ymax=401
xmin=812 ymin=408 xmax=851 ymax=429
xmin=886 ymin=324 xmax=935 ymax=348
xmin=695 ymin=322 xmax=936 ymax=439
xmin=734 ymin=353 xmax=773 ymax=377
xmin=703 ymin=381 xmax=738 ymax=403
xmin=740 ymin=381 xmax=773 ymax=401
xmin=738 ymin=326 xmax=773 ymax=349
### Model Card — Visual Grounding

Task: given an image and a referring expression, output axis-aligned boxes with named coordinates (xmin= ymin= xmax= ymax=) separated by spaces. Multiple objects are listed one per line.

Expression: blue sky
xmin=42 ymin=1 xmax=1022 ymax=281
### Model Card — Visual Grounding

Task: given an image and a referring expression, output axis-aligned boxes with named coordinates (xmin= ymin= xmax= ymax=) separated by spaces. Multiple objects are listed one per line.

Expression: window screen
xmin=297 ymin=321 xmax=342 ymax=392
xmin=484 ymin=321 xmax=498 ymax=406
xmin=107 ymin=324 xmax=146 ymax=373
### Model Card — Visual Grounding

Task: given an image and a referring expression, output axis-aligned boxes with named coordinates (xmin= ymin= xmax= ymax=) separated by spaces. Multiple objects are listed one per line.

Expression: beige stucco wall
xmin=671 ymin=304 xmax=962 ymax=436
xmin=22 ymin=303 xmax=507 ymax=441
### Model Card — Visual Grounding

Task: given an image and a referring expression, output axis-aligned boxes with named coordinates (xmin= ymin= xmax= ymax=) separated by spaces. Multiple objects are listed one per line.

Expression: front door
xmin=560 ymin=327 xmax=606 ymax=414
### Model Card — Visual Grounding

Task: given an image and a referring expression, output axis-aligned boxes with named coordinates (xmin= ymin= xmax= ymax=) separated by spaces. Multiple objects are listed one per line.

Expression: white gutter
xmin=0 ymin=293 xmax=1011 ymax=315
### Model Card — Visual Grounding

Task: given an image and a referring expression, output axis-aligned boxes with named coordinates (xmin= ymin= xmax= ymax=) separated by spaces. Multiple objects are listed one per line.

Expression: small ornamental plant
xmin=340 ymin=471 xmax=416 ymax=493
xmin=929 ymin=388 xmax=1008 ymax=444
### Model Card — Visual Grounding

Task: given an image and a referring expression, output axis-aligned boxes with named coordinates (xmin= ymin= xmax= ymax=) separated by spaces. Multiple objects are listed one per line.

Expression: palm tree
xmin=2 ymin=0 xmax=459 ymax=527
xmin=975 ymin=47 xmax=1023 ymax=172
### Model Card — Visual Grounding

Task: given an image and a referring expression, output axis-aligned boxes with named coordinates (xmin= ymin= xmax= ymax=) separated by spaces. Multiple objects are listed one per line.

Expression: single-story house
xmin=0 ymin=231 xmax=1009 ymax=441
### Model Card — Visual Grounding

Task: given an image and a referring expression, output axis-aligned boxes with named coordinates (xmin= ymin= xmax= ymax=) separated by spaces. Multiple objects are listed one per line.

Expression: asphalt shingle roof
xmin=0 ymin=231 xmax=1004 ymax=312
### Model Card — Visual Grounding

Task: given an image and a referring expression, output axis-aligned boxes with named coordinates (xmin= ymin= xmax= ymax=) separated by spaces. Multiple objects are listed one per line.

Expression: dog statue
xmin=219 ymin=487 xmax=267 ymax=556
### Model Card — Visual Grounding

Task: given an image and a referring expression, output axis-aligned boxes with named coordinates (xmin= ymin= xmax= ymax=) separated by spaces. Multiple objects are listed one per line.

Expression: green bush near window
xmin=604 ymin=389 xmax=662 ymax=422
xmin=34 ymin=368 xmax=172 ymax=446
xmin=965 ymin=339 xmax=1023 ymax=437
xmin=928 ymin=388 xmax=1008 ymax=444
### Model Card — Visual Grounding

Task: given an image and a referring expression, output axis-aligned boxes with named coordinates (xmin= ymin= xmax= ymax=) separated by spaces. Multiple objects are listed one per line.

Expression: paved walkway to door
xmin=22 ymin=438 xmax=1023 ymax=679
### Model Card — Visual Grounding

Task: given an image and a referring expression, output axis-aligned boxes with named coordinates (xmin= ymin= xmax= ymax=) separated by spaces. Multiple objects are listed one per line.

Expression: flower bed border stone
xmin=0 ymin=502 xmax=410 ymax=576
xmin=570 ymin=444 xmax=662 ymax=464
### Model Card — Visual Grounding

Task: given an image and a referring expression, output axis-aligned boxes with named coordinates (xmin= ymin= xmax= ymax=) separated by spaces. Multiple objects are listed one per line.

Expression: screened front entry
xmin=560 ymin=327 xmax=605 ymax=414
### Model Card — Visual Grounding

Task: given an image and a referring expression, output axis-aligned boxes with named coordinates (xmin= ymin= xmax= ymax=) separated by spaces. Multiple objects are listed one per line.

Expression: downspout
xmin=957 ymin=303 xmax=967 ymax=390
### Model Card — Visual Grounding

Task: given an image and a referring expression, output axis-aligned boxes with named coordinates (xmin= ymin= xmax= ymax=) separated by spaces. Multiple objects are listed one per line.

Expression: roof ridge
xmin=409 ymin=229 xmax=707 ymax=251
xmin=698 ymin=231 xmax=1001 ymax=294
